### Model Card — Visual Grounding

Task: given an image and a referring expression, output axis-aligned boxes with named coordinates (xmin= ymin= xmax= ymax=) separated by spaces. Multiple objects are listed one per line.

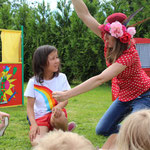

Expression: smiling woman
xmin=52 ymin=0 xmax=150 ymax=140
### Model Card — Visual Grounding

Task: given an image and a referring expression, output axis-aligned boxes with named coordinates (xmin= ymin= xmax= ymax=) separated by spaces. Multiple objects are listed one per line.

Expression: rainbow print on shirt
xmin=34 ymin=85 xmax=58 ymax=112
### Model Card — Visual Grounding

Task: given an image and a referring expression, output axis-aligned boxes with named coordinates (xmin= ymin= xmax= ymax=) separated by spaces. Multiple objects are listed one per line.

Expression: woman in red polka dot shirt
xmin=53 ymin=0 xmax=150 ymax=137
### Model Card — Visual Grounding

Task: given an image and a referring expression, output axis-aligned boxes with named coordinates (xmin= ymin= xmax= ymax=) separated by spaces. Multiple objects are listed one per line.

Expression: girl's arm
xmin=27 ymin=97 xmax=37 ymax=126
xmin=53 ymin=63 xmax=126 ymax=101
xmin=52 ymin=100 xmax=68 ymax=118
xmin=56 ymin=100 xmax=68 ymax=109
xmin=27 ymin=97 xmax=40 ymax=141
xmin=72 ymin=0 xmax=102 ymax=38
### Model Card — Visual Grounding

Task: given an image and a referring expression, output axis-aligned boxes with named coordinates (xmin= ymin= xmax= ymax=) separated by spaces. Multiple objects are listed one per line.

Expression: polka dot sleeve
xmin=116 ymin=51 xmax=135 ymax=67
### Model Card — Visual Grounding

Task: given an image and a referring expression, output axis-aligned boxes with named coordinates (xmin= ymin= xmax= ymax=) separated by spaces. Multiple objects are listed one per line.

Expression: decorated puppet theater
xmin=112 ymin=37 xmax=150 ymax=101
xmin=0 ymin=27 xmax=24 ymax=107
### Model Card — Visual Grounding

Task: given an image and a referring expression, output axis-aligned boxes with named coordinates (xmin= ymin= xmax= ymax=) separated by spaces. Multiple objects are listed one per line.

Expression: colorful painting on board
xmin=0 ymin=64 xmax=22 ymax=107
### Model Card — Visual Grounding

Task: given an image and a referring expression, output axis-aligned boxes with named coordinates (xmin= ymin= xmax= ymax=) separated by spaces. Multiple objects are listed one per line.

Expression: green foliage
xmin=0 ymin=1 xmax=12 ymax=29
xmin=0 ymin=0 xmax=149 ymax=82
xmin=0 ymin=1 xmax=13 ymax=61
xmin=57 ymin=0 xmax=106 ymax=81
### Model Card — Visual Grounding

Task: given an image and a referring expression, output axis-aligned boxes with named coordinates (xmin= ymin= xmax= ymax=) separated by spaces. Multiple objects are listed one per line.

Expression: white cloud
xmin=27 ymin=0 xmax=57 ymax=10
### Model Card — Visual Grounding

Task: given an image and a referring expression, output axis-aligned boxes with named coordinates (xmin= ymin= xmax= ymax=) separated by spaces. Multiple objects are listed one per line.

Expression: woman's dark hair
xmin=106 ymin=38 xmax=128 ymax=64
xmin=32 ymin=45 xmax=60 ymax=83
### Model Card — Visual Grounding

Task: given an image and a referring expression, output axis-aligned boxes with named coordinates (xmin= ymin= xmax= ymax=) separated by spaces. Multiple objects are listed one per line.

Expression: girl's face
xmin=45 ymin=51 xmax=60 ymax=73
xmin=104 ymin=33 xmax=116 ymax=48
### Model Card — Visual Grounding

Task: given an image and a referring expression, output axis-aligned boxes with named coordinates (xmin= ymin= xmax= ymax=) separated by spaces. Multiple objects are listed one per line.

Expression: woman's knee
xmin=95 ymin=123 xmax=113 ymax=136
xmin=95 ymin=124 xmax=108 ymax=136
xmin=96 ymin=123 xmax=120 ymax=136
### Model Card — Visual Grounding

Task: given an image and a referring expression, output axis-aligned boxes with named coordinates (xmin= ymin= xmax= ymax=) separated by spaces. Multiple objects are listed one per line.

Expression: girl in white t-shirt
xmin=24 ymin=45 xmax=75 ymax=146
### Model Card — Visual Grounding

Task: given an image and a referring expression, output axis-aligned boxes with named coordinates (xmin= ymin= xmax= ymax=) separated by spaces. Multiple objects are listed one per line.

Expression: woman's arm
xmin=53 ymin=63 xmax=126 ymax=101
xmin=72 ymin=0 xmax=102 ymax=38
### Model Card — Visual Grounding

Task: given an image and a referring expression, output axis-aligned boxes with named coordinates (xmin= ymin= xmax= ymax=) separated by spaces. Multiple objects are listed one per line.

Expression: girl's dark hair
xmin=106 ymin=38 xmax=128 ymax=64
xmin=32 ymin=45 xmax=60 ymax=83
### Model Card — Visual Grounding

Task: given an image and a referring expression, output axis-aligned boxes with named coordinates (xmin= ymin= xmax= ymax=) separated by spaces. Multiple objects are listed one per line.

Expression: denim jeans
xmin=95 ymin=89 xmax=150 ymax=136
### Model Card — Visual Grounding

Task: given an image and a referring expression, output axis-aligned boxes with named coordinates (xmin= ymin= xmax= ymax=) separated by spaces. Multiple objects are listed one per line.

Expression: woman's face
xmin=104 ymin=33 xmax=116 ymax=48
xmin=45 ymin=50 xmax=60 ymax=73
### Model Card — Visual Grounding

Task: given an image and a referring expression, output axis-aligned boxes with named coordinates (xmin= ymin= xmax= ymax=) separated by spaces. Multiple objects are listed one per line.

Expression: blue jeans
xmin=95 ymin=90 xmax=150 ymax=136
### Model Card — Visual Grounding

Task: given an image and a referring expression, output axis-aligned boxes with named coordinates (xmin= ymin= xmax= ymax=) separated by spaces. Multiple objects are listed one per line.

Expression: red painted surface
xmin=0 ymin=63 xmax=22 ymax=107
xmin=143 ymin=68 xmax=150 ymax=77
xmin=134 ymin=38 xmax=150 ymax=44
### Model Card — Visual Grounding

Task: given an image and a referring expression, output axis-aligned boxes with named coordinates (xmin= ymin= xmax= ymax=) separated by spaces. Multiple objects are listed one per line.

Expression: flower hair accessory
xmin=98 ymin=8 xmax=145 ymax=43
xmin=104 ymin=21 xmax=136 ymax=43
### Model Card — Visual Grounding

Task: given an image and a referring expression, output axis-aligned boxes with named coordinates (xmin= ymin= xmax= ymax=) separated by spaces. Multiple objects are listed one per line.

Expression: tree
xmin=0 ymin=1 xmax=13 ymax=61
xmin=0 ymin=0 xmax=149 ymax=82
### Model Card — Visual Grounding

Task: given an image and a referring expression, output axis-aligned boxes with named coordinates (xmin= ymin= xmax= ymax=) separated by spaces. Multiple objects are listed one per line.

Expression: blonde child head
xmin=33 ymin=130 xmax=95 ymax=150
xmin=116 ymin=109 xmax=150 ymax=150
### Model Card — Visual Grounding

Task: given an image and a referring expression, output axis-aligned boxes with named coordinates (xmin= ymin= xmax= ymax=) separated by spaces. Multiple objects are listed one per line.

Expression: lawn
xmin=0 ymin=83 xmax=112 ymax=150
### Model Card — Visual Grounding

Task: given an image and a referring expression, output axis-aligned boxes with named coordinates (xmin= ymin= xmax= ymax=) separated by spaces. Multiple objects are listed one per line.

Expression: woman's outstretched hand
xmin=52 ymin=91 xmax=67 ymax=102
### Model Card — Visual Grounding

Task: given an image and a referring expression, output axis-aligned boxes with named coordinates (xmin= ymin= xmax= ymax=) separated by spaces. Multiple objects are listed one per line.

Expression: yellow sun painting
xmin=0 ymin=66 xmax=16 ymax=103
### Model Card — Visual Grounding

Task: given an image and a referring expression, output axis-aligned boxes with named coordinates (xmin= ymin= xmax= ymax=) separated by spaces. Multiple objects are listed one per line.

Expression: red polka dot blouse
xmin=103 ymin=40 xmax=150 ymax=102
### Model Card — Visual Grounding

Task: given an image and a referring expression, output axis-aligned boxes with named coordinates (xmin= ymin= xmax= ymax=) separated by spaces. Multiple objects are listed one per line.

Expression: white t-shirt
xmin=24 ymin=73 xmax=71 ymax=119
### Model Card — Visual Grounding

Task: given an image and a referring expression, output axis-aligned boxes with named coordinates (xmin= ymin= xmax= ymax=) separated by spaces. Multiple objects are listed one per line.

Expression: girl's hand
xmin=52 ymin=106 xmax=62 ymax=118
xmin=29 ymin=124 xmax=40 ymax=141
xmin=52 ymin=91 xmax=67 ymax=102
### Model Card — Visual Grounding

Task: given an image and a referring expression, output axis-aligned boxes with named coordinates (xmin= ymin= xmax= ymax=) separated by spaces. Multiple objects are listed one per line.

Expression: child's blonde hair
xmin=33 ymin=130 xmax=95 ymax=150
xmin=116 ymin=109 xmax=150 ymax=150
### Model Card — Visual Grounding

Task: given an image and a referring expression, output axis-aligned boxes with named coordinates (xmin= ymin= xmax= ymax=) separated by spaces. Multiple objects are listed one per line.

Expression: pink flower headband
xmin=104 ymin=21 xmax=136 ymax=43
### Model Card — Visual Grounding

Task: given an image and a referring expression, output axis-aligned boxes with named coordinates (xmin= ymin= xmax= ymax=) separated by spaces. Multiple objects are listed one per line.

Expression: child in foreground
xmin=33 ymin=130 xmax=96 ymax=150
xmin=102 ymin=109 xmax=150 ymax=150
xmin=24 ymin=45 xmax=76 ymax=146
xmin=116 ymin=109 xmax=150 ymax=150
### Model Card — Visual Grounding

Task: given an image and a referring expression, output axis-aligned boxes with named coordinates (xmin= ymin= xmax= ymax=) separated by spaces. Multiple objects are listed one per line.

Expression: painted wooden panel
xmin=0 ymin=63 xmax=22 ymax=107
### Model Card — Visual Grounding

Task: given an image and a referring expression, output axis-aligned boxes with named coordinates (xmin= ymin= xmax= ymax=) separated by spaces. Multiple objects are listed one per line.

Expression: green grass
xmin=0 ymin=83 xmax=112 ymax=150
